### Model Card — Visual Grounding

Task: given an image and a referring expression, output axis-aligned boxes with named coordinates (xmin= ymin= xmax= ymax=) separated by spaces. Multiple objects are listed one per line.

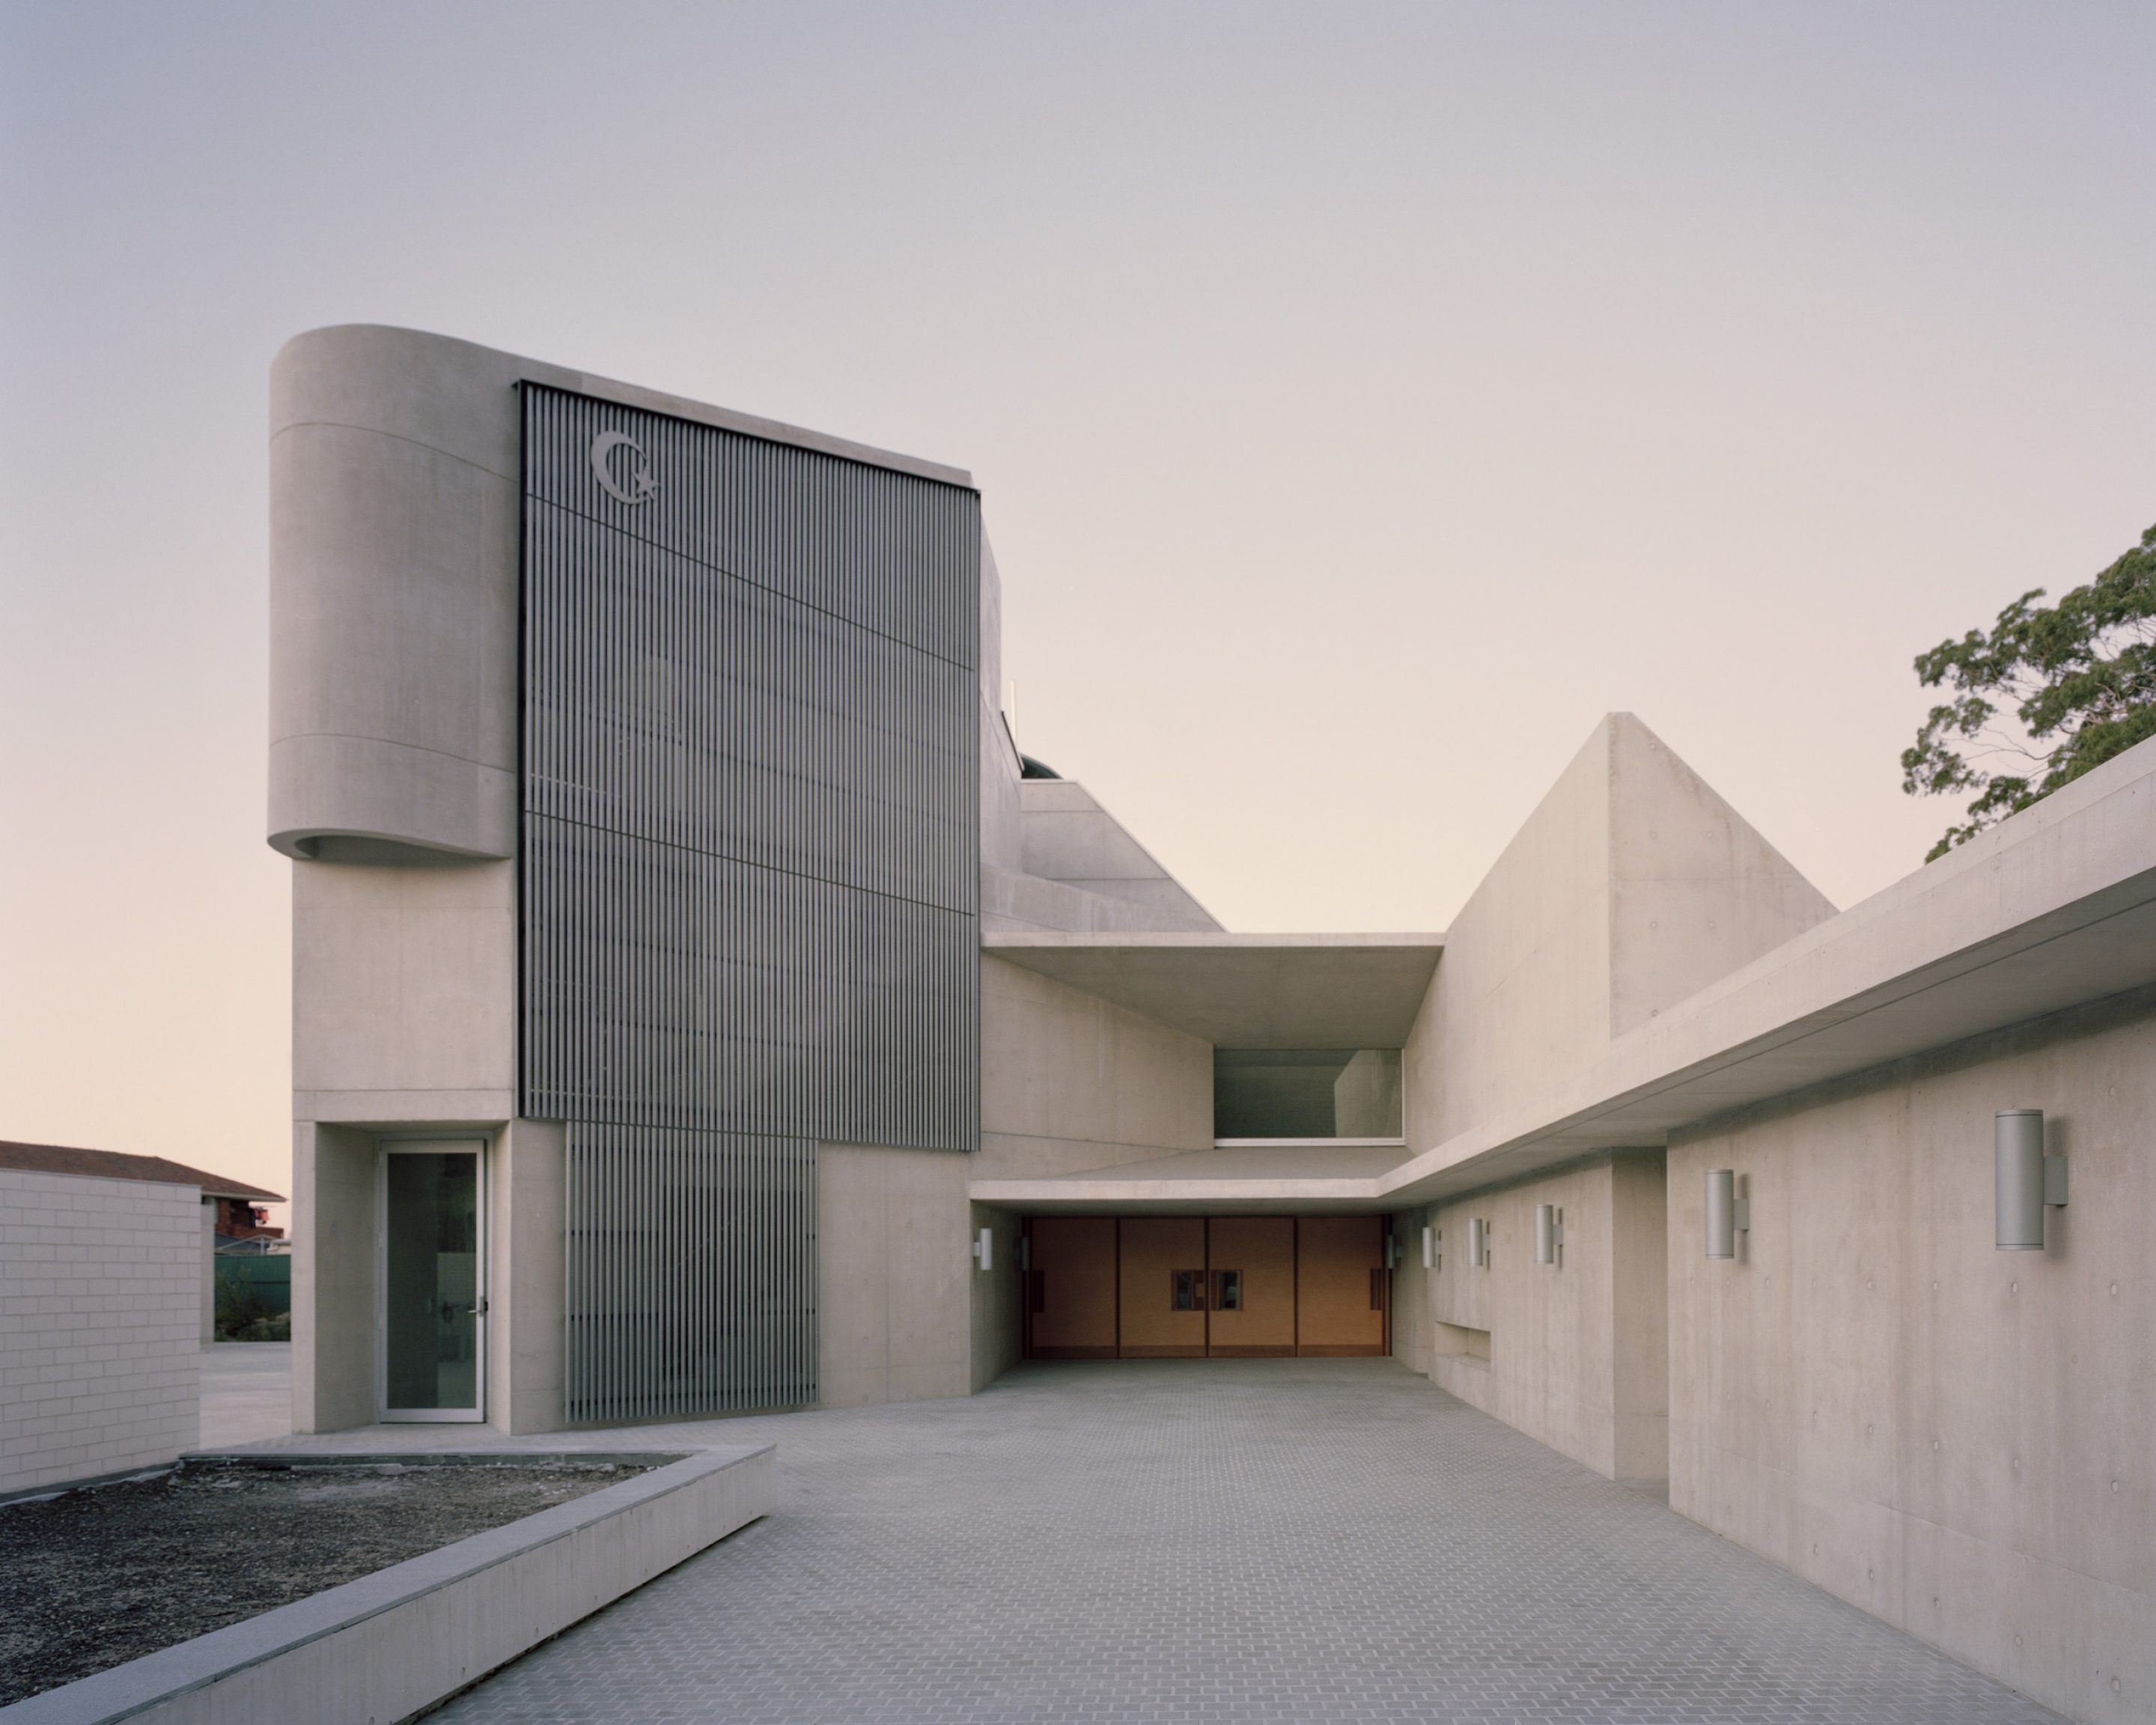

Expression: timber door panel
xmin=1028 ymin=1217 xmax=1118 ymax=1357
xmin=1205 ymin=1216 xmax=1295 ymax=1356
xmin=1118 ymin=1217 xmax=1207 ymax=1357
xmin=1296 ymin=1214 xmax=1387 ymax=1355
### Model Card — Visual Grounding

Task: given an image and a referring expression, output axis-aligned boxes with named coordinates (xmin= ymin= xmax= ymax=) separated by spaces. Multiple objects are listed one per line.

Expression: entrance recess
xmin=1024 ymin=1216 xmax=1388 ymax=1360
xmin=377 ymin=1139 xmax=485 ymax=1422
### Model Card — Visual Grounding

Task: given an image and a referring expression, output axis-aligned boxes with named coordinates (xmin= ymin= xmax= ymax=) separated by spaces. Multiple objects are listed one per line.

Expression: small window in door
xmin=1171 ymin=1269 xmax=1205 ymax=1309
xmin=1213 ymin=1269 xmax=1243 ymax=1311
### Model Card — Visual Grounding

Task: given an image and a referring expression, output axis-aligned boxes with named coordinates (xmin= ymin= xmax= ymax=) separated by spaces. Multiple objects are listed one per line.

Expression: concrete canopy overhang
xmin=973 ymin=734 xmax=2156 ymax=1215
xmin=981 ymin=931 xmax=1445 ymax=1048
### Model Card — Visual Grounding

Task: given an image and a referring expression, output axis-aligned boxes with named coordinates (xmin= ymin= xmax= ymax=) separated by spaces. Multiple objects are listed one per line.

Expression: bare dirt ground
xmin=0 ymin=1457 xmax=651 ymax=1706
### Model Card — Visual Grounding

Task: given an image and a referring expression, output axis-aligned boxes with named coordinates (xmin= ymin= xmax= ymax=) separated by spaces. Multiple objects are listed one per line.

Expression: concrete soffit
xmin=981 ymin=931 xmax=1446 ymax=1048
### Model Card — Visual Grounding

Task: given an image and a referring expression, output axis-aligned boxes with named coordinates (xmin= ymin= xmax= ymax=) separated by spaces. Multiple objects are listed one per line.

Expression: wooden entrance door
xmin=1205 ymin=1216 xmax=1295 ymax=1356
xmin=1117 ymin=1217 xmax=1207 ymax=1357
xmin=1295 ymin=1214 xmax=1389 ymax=1356
xmin=1026 ymin=1216 xmax=1118 ymax=1357
xmin=1020 ymin=1214 xmax=1393 ymax=1360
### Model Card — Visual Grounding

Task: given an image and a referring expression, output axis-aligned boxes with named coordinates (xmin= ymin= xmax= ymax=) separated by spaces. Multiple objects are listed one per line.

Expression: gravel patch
xmin=0 ymin=1456 xmax=654 ymax=1706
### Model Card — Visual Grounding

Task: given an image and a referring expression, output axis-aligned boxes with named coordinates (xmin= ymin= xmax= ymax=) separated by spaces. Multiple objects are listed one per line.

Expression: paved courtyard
xmin=245 ymin=1357 xmax=2050 ymax=1725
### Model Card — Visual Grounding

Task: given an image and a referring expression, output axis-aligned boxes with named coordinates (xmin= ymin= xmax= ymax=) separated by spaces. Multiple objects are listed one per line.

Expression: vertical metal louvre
xmin=523 ymin=384 xmax=981 ymax=1423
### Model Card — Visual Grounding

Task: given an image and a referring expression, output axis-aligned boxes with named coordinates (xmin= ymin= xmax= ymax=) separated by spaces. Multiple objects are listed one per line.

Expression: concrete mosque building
xmin=272 ymin=325 xmax=2152 ymax=1722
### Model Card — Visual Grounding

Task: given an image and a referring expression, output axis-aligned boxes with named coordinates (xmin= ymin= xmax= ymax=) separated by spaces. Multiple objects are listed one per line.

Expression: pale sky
xmin=3 ymin=3 xmax=2153 ymax=1208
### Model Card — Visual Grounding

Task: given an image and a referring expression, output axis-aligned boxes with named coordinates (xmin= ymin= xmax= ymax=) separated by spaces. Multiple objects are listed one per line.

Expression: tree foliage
xmin=1902 ymin=523 xmax=2156 ymax=861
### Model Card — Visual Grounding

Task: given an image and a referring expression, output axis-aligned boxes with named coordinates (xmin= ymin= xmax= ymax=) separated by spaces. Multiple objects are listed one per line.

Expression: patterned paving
xmin=362 ymin=1359 xmax=2064 ymax=1725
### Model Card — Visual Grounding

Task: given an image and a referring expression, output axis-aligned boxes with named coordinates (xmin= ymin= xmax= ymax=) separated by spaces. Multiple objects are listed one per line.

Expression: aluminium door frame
xmin=374 ymin=1135 xmax=488 ymax=1424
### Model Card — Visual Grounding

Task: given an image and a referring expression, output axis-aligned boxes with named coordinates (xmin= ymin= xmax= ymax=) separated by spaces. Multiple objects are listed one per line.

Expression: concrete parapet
xmin=0 ymin=1446 xmax=773 ymax=1725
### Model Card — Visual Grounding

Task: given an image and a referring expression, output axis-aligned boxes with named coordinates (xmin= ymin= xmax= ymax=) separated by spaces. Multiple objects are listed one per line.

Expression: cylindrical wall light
xmin=1534 ymin=1204 xmax=1562 ymax=1266
xmin=1996 ymin=1110 xmax=2067 ymax=1250
xmin=1421 ymin=1226 xmax=1436 ymax=1269
xmin=1705 ymin=1170 xmax=1750 ymax=1259
xmin=1469 ymin=1217 xmax=1488 ymax=1267
xmin=972 ymin=1226 xmax=994 ymax=1271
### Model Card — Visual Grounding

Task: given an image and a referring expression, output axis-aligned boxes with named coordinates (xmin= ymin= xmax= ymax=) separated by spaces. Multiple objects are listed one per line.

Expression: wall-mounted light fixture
xmin=1534 ymin=1204 xmax=1563 ymax=1266
xmin=971 ymin=1226 xmax=994 ymax=1271
xmin=1996 ymin=1110 xmax=2068 ymax=1251
xmin=1469 ymin=1217 xmax=1490 ymax=1268
xmin=1422 ymin=1225 xmax=1437 ymax=1270
xmin=1705 ymin=1169 xmax=1749 ymax=1259
xmin=1017 ymin=1235 xmax=1032 ymax=1274
xmin=1383 ymin=1232 xmax=1400 ymax=1271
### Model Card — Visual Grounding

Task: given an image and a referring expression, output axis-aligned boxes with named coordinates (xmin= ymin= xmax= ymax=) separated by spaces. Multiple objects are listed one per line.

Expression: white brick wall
xmin=1 ymin=1167 xmax=201 ymax=1494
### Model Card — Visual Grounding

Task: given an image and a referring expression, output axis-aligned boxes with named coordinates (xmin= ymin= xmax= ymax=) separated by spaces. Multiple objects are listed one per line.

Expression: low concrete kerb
xmin=1 ymin=1443 xmax=776 ymax=1725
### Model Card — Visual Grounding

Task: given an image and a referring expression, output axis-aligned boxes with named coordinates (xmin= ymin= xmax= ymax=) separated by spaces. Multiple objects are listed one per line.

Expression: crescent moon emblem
xmin=589 ymin=430 xmax=659 ymax=505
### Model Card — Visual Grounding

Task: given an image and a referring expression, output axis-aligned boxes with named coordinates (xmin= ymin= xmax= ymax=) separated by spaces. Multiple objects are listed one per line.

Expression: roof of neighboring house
xmin=0 ymin=1140 xmax=284 ymax=1203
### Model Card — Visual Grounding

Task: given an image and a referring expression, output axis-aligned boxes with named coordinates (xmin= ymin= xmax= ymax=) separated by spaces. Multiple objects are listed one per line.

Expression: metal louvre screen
xmin=522 ymin=384 xmax=980 ymax=1422
xmin=564 ymin=1125 xmax=817 ymax=1421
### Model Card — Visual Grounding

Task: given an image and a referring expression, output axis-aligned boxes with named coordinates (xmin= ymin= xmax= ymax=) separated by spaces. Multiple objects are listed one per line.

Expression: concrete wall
xmin=487 ymin=1120 xmax=564 ymax=1435
xmin=1014 ymin=780 xmax=1220 ymax=931
xmin=272 ymin=323 xmax=966 ymax=868
xmin=1607 ymin=1149 xmax=1670 ymax=1484
xmin=979 ymin=534 xmax=1023 ymax=878
xmin=1604 ymin=715 xmax=1834 ymax=1037
xmin=1407 ymin=731 xmax=1613 ymax=1146
xmin=269 ymin=326 xmax=522 ymax=863
xmin=291 ymin=1123 xmax=377 ymax=1435
xmin=817 ymin=1146 xmax=972 ymax=1408
xmin=978 ymin=955 xmax=1213 ymax=1180
xmin=1408 ymin=1151 xmax=1668 ymax=1484
xmin=982 ymin=862 xmax=1223 ymax=935
xmin=292 ymin=857 xmax=517 ymax=1126
xmin=16 ymin=1446 xmax=774 ymax=1725
xmin=1669 ymin=994 xmax=2156 ymax=1725
xmin=0 ymin=1169 xmax=199 ymax=1495
xmin=1405 ymin=714 xmax=1830 ymax=1148
xmin=1388 ymin=1205 xmax=1434 ymax=1377
xmin=969 ymin=1203 xmax=1025 ymax=1392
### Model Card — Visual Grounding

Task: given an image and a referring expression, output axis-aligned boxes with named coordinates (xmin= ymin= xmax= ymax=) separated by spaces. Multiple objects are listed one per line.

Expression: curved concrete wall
xmin=270 ymin=326 xmax=523 ymax=862
xmin=270 ymin=323 xmax=975 ymax=865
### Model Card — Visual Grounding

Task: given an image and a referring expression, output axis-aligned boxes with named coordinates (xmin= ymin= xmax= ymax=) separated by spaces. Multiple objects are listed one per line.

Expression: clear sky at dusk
xmin=3 ymin=3 xmax=2153 ymax=1206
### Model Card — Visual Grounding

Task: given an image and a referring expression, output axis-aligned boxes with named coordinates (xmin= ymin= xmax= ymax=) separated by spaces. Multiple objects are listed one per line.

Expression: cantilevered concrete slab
xmin=981 ymin=931 xmax=1444 ymax=1047
xmin=971 ymin=1145 xmax=1404 ymax=1214
xmin=973 ymin=730 xmax=2156 ymax=1213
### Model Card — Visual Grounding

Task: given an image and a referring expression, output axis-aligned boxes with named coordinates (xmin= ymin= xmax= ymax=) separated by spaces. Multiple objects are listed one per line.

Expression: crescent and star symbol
xmin=588 ymin=429 xmax=660 ymax=505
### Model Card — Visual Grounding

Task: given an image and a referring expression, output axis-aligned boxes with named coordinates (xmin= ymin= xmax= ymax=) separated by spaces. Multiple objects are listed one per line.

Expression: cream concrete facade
xmin=978 ymin=955 xmax=1213 ymax=1181
xmin=816 ymin=1146 xmax=972 ymax=1409
xmin=1404 ymin=713 xmax=1833 ymax=1149
xmin=1668 ymin=997 xmax=2155 ymax=1725
xmin=1398 ymin=1149 xmax=1668 ymax=1486
xmin=270 ymin=323 xmax=2153 ymax=1723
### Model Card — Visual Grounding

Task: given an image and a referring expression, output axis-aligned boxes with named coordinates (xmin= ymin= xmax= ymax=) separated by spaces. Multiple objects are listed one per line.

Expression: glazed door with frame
xmin=377 ymin=1138 xmax=486 ymax=1423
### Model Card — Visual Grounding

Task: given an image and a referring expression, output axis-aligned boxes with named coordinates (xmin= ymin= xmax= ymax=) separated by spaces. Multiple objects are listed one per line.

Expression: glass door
xmin=378 ymin=1140 xmax=485 ymax=1422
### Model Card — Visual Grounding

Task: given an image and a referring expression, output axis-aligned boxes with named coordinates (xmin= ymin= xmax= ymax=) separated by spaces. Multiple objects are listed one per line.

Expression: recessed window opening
xmin=1434 ymin=1321 xmax=1491 ymax=1362
xmin=1213 ymin=1048 xmax=1401 ymax=1140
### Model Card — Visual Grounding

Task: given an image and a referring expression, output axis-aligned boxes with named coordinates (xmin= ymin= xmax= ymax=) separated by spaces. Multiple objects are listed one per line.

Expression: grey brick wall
xmin=0 ymin=1167 xmax=200 ymax=1494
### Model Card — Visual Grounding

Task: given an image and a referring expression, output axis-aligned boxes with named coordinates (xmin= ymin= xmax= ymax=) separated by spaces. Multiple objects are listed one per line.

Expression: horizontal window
xmin=1212 ymin=1048 xmax=1401 ymax=1140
